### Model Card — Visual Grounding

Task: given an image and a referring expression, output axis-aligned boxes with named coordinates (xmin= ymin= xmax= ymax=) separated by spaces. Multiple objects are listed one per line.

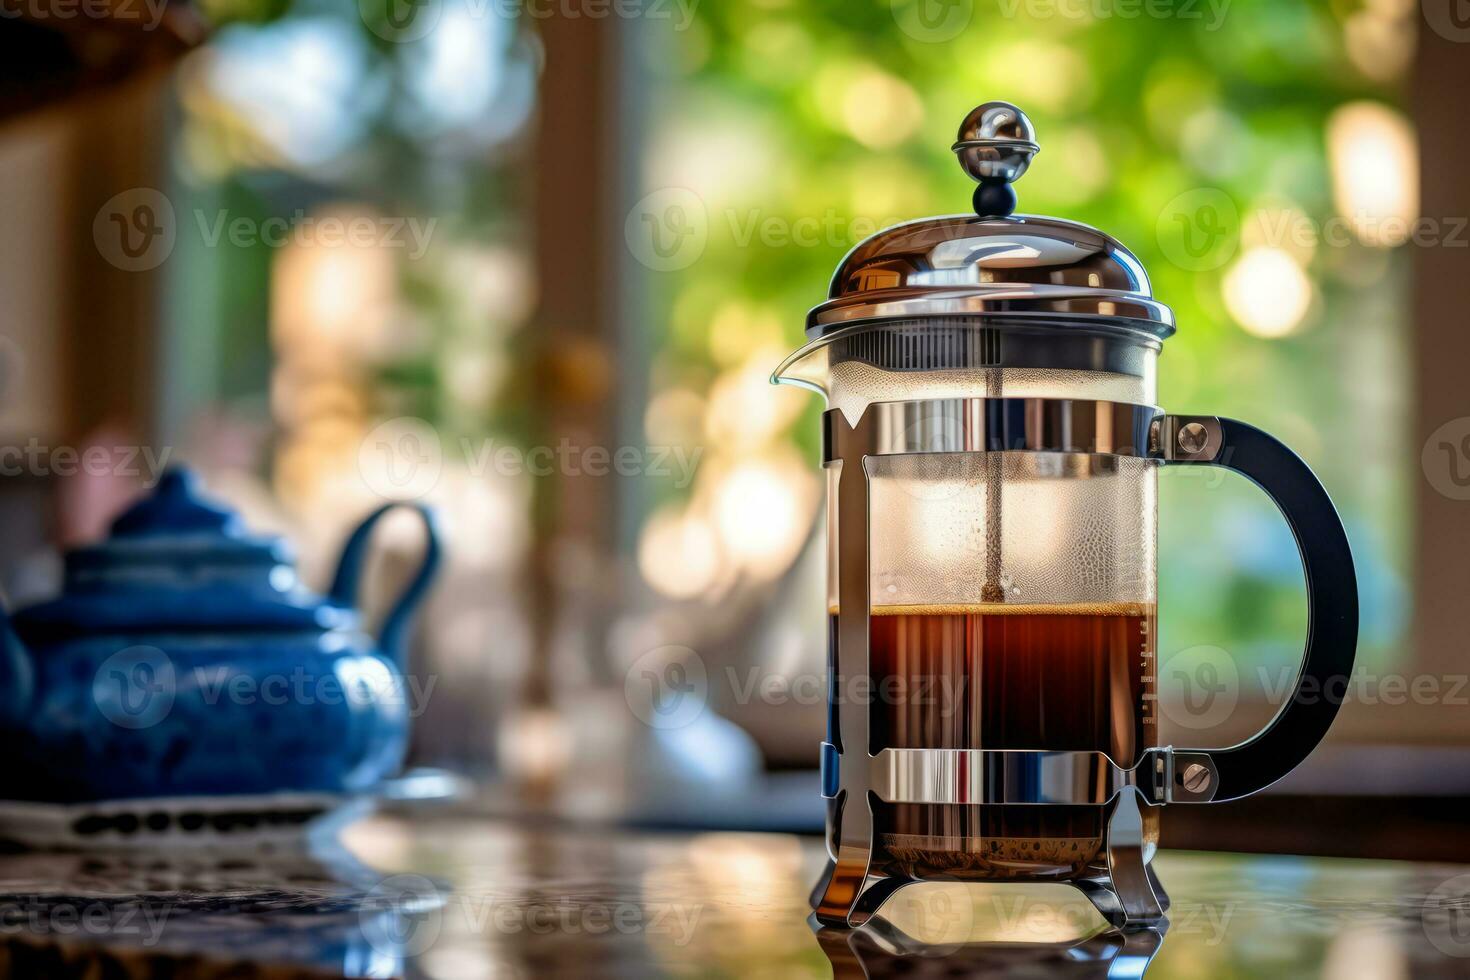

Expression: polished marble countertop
xmin=1 ymin=812 xmax=1469 ymax=977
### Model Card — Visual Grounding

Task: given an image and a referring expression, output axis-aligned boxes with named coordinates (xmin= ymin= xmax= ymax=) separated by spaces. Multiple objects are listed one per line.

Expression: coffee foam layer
xmin=839 ymin=601 xmax=1155 ymax=618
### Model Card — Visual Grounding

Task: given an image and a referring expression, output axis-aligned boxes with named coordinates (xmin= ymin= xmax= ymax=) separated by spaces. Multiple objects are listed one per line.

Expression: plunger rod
xmin=982 ymin=366 xmax=1005 ymax=603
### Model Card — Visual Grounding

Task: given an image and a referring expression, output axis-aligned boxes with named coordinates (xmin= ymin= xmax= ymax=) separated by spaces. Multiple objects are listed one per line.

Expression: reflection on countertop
xmin=1 ymin=813 xmax=1469 ymax=977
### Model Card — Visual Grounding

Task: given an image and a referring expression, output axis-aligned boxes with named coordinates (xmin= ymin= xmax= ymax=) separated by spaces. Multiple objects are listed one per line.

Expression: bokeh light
xmin=1222 ymin=246 xmax=1314 ymax=338
xmin=1327 ymin=101 xmax=1419 ymax=248
xmin=638 ymin=505 xmax=723 ymax=599
xmin=711 ymin=453 xmax=812 ymax=578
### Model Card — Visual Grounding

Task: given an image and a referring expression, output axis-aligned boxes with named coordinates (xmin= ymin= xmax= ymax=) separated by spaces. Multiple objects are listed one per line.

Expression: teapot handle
xmin=1154 ymin=415 xmax=1359 ymax=803
xmin=328 ymin=502 xmax=443 ymax=668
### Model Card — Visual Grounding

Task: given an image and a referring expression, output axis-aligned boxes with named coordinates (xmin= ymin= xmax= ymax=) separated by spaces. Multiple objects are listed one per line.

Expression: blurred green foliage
xmin=647 ymin=0 xmax=1410 ymax=673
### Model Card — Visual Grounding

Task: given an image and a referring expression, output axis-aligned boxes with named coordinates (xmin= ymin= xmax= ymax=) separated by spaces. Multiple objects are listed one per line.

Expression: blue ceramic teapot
xmin=0 ymin=469 xmax=441 ymax=805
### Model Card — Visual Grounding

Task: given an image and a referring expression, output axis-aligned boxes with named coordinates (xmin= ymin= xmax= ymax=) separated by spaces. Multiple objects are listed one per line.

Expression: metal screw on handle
xmin=1177 ymin=422 xmax=1210 ymax=455
xmin=1182 ymin=763 xmax=1212 ymax=794
xmin=1155 ymin=415 xmax=1223 ymax=462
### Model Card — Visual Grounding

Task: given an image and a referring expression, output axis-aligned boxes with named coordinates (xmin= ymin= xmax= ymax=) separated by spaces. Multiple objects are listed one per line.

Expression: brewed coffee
xmin=858 ymin=601 xmax=1157 ymax=879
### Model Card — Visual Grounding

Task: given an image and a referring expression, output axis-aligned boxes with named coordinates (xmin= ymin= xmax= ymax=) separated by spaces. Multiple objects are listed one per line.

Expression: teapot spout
xmin=0 ymin=601 xmax=32 ymax=728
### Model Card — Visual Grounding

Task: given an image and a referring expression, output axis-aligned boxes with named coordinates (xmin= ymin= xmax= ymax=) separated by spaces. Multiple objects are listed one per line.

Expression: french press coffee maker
xmin=774 ymin=102 xmax=1358 ymax=930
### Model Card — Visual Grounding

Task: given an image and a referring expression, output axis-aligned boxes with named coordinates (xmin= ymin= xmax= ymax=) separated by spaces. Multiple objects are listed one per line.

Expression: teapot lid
xmin=14 ymin=469 xmax=352 ymax=637
xmin=805 ymin=101 xmax=1175 ymax=341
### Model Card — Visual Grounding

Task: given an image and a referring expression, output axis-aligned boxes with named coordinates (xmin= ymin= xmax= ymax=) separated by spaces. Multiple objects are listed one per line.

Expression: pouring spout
xmin=0 ymin=601 xmax=32 ymax=728
xmin=771 ymin=340 xmax=832 ymax=401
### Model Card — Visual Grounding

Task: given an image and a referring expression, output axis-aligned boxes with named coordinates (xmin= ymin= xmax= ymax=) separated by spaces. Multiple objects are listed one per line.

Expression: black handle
xmin=1161 ymin=416 xmax=1358 ymax=802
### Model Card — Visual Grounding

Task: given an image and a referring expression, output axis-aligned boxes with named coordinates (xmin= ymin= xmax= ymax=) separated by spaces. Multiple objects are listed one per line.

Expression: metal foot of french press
xmin=809 ymin=791 xmax=912 ymax=929
xmin=811 ymin=864 xmax=913 ymax=930
xmin=810 ymin=789 xmax=1168 ymax=934
xmin=807 ymin=789 xmax=908 ymax=929
xmin=813 ymin=913 xmax=1169 ymax=979
xmin=1078 ymin=790 xmax=1169 ymax=930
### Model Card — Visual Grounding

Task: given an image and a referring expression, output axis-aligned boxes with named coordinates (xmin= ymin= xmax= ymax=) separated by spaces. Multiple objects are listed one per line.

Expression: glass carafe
xmin=776 ymin=103 xmax=1359 ymax=930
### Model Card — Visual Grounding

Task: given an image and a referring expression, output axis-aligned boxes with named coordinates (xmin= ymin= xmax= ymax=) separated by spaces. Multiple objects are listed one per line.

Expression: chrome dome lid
xmin=805 ymin=102 xmax=1175 ymax=340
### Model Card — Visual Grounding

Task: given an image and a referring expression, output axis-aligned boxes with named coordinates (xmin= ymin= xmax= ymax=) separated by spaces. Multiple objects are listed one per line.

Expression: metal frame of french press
xmin=810 ymin=395 xmax=1360 ymax=932
xmin=813 ymin=911 xmax=1167 ymax=978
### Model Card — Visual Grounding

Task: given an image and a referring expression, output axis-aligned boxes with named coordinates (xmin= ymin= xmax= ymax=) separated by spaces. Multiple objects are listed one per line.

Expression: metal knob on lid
xmin=802 ymin=98 xmax=1173 ymax=342
xmin=775 ymin=99 xmax=1175 ymax=395
xmin=952 ymin=101 xmax=1039 ymax=217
